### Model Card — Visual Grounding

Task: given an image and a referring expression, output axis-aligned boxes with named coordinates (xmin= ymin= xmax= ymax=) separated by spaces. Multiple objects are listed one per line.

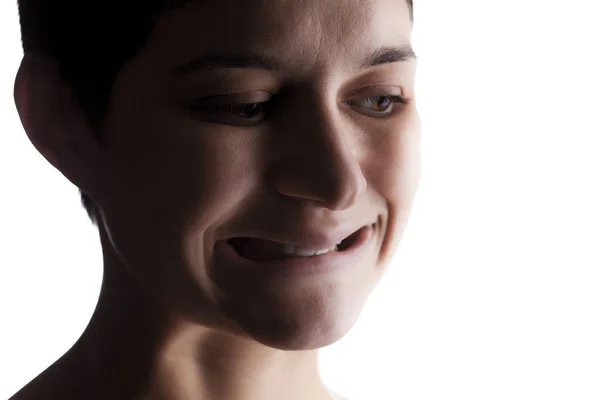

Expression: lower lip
xmin=214 ymin=224 xmax=376 ymax=279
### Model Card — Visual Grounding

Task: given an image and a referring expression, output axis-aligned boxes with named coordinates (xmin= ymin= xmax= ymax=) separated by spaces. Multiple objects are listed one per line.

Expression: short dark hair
xmin=16 ymin=0 xmax=414 ymax=226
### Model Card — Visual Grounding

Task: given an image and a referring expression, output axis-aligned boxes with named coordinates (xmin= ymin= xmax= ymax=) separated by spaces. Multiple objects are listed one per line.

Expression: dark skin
xmin=11 ymin=0 xmax=420 ymax=399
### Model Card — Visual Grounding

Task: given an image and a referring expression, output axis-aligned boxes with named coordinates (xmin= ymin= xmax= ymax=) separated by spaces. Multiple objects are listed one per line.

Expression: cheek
xmin=365 ymin=117 xmax=421 ymax=204
xmin=99 ymin=114 xmax=264 ymax=268
xmin=365 ymin=115 xmax=421 ymax=267
xmin=107 ymin=116 xmax=261 ymax=223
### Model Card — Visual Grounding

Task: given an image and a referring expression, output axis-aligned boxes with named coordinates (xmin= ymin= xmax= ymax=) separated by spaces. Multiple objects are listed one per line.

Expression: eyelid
xmin=192 ymin=91 xmax=272 ymax=106
xmin=345 ymin=85 xmax=404 ymax=99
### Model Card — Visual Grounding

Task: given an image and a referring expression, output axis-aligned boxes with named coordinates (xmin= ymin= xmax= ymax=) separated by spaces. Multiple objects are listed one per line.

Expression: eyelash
xmin=190 ymin=95 xmax=409 ymax=125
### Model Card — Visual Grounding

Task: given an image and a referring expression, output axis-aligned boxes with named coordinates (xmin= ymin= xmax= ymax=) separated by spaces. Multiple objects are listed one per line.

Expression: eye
xmin=347 ymin=95 xmax=409 ymax=118
xmin=190 ymin=101 xmax=271 ymax=126
xmin=189 ymin=93 xmax=409 ymax=126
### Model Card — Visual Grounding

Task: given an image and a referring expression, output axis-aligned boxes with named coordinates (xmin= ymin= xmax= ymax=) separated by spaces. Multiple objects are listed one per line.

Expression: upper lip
xmin=225 ymin=222 xmax=374 ymax=250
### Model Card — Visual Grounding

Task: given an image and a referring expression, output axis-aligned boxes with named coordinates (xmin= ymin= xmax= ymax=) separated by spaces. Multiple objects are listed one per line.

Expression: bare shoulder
xmin=8 ymin=353 xmax=82 ymax=400
xmin=9 ymin=370 xmax=59 ymax=400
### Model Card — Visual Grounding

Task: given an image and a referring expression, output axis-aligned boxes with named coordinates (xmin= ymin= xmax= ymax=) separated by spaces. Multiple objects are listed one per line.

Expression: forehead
xmin=141 ymin=0 xmax=412 ymax=75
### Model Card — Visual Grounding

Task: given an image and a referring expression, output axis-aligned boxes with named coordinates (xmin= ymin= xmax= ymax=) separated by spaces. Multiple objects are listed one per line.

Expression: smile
xmin=227 ymin=227 xmax=364 ymax=262
xmin=214 ymin=224 xmax=377 ymax=279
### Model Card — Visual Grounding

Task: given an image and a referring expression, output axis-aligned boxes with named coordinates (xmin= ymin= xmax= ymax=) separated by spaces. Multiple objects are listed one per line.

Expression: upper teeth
xmin=279 ymin=242 xmax=341 ymax=257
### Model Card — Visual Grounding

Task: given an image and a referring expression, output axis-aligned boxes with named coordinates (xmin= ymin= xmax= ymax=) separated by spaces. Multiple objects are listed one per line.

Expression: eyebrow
xmin=169 ymin=44 xmax=417 ymax=77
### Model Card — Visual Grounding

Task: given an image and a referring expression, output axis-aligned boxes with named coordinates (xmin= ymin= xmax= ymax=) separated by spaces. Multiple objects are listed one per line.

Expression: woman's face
xmin=95 ymin=0 xmax=420 ymax=350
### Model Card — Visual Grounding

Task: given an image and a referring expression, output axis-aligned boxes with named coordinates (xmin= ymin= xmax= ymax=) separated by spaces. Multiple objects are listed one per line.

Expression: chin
xmin=248 ymin=317 xmax=360 ymax=351
xmin=223 ymin=292 xmax=368 ymax=351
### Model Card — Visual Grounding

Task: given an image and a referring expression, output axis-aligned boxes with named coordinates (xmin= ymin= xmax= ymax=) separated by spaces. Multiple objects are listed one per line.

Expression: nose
xmin=269 ymin=105 xmax=367 ymax=211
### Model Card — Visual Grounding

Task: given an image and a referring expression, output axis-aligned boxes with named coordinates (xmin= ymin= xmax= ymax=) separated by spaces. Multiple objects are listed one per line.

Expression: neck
xmin=65 ymin=227 xmax=334 ymax=400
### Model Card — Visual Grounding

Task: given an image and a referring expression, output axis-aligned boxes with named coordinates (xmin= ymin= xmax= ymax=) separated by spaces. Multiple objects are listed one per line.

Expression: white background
xmin=1 ymin=1 xmax=599 ymax=399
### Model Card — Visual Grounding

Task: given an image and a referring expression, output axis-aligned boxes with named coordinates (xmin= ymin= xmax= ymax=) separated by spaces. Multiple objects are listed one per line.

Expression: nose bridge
xmin=270 ymin=96 xmax=367 ymax=210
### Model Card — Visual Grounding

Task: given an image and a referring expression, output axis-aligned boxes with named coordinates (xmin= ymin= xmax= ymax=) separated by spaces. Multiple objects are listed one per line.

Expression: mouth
xmin=227 ymin=226 xmax=368 ymax=263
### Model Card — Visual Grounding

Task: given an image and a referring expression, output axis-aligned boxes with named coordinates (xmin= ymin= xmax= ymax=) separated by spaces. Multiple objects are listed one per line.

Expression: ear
xmin=13 ymin=52 xmax=104 ymax=196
